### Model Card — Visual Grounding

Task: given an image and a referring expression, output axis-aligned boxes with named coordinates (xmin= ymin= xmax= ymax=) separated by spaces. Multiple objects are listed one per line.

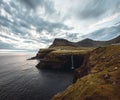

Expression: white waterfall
xmin=71 ymin=55 xmax=74 ymax=69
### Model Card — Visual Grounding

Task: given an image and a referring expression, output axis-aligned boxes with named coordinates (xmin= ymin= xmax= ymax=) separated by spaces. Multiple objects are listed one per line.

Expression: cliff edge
xmin=36 ymin=35 xmax=120 ymax=70
xmin=36 ymin=46 xmax=93 ymax=70
xmin=52 ymin=45 xmax=120 ymax=100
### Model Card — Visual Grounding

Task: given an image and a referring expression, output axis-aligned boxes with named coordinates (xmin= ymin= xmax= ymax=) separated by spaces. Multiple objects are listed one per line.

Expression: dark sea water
xmin=0 ymin=53 xmax=73 ymax=100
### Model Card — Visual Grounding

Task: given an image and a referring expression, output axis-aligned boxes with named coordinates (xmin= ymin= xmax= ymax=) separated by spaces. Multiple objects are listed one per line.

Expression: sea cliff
xmin=52 ymin=45 xmax=120 ymax=100
xmin=35 ymin=36 xmax=120 ymax=100
xmin=36 ymin=46 xmax=93 ymax=70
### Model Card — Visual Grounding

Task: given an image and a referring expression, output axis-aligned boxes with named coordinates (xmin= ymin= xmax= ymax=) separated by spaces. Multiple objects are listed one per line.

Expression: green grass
xmin=37 ymin=46 xmax=94 ymax=57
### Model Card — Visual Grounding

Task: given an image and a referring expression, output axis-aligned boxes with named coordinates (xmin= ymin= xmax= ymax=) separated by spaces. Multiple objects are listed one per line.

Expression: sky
xmin=0 ymin=0 xmax=120 ymax=51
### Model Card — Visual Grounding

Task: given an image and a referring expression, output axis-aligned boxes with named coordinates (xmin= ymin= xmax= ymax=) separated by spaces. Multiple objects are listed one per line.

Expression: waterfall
xmin=71 ymin=55 xmax=74 ymax=69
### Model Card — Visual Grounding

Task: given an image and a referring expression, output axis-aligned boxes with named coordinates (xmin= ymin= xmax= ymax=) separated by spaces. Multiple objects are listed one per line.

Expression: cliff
xmin=52 ymin=45 xmax=120 ymax=100
xmin=35 ymin=35 xmax=120 ymax=70
xmin=36 ymin=46 xmax=94 ymax=70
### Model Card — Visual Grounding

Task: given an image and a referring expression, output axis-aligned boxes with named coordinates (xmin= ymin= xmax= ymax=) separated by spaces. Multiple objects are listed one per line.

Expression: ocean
xmin=0 ymin=53 xmax=73 ymax=100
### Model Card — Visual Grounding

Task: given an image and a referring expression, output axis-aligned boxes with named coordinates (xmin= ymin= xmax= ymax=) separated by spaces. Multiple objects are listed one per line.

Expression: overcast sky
xmin=0 ymin=0 xmax=120 ymax=50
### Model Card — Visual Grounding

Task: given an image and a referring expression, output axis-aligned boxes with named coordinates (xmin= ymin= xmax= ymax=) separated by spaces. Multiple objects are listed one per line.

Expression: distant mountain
xmin=77 ymin=35 xmax=120 ymax=47
xmin=50 ymin=38 xmax=79 ymax=47
xmin=107 ymin=35 xmax=120 ymax=44
xmin=82 ymin=24 xmax=120 ymax=41
xmin=76 ymin=38 xmax=105 ymax=47
xmin=50 ymin=35 xmax=120 ymax=47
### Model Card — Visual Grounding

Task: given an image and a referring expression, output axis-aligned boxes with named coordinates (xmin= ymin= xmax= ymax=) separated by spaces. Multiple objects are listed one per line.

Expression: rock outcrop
xmin=52 ymin=45 xmax=120 ymax=100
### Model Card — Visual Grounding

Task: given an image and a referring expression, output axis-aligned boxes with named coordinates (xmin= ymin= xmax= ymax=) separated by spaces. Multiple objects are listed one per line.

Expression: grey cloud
xmin=0 ymin=0 xmax=71 ymax=36
xmin=0 ymin=16 xmax=28 ymax=36
xmin=0 ymin=16 xmax=11 ymax=27
xmin=19 ymin=0 xmax=56 ymax=14
xmin=39 ymin=38 xmax=53 ymax=44
xmin=78 ymin=0 xmax=106 ymax=19
xmin=0 ymin=0 xmax=73 ymax=50
xmin=75 ymin=0 xmax=120 ymax=20
xmin=0 ymin=0 xmax=120 ymax=50
xmin=36 ymin=21 xmax=72 ymax=33
xmin=0 ymin=42 xmax=14 ymax=49
xmin=66 ymin=33 xmax=80 ymax=41
xmin=1 ymin=1 xmax=11 ymax=14
xmin=82 ymin=24 xmax=120 ymax=40
xmin=0 ymin=34 xmax=18 ymax=41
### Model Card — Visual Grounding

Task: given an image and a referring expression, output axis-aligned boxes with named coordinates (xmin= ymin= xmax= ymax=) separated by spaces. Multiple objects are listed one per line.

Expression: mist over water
xmin=0 ymin=53 xmax=73 ymax=100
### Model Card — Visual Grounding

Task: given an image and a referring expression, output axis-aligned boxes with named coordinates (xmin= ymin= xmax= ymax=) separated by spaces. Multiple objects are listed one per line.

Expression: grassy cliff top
xmin=52 ymin=45 xmax=120 ymax=100
xmin=37 ymin=46 xmax=94 ymax=57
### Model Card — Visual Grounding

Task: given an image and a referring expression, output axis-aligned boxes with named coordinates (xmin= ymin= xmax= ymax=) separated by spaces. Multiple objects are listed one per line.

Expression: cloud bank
xmin=0 ymin=0 xmax=120 ymax=50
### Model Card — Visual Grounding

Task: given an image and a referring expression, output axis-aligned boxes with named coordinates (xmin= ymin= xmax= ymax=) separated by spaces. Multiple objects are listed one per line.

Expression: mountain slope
xmin=107 ymin=35 xmax=120 ymax=44
xmin=50 ymin=38 xmax=78 ymax=47
xmin=52 ymin=45 xmax=120 ymax=100
xmin=50 ymin=35 xmax=120 ymax=47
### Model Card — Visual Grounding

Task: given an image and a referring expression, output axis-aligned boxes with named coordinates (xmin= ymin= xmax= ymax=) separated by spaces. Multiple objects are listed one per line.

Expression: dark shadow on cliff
xmin=35 ymin=55 xmax=85 ymax=71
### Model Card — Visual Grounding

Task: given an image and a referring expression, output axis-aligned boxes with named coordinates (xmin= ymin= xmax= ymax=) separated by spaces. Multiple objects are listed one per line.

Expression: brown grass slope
xmin=52 ymin=45 xmax=120 ymax=100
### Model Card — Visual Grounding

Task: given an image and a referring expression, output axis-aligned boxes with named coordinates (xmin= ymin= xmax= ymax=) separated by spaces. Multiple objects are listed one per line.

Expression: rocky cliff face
xmin=52 ymin=45 xmax=120 ymax=100
xmin=36 ymin=47 xmax=93 ymax=70
xmin=35 ymin=35 xmax=120 ymax=70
